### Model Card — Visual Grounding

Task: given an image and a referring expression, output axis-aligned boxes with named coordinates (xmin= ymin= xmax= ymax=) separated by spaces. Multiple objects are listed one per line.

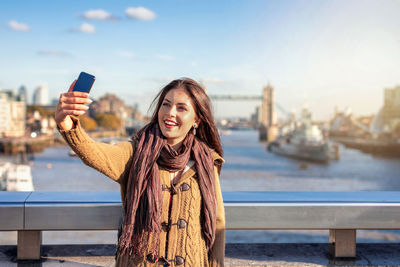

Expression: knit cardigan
xmin=59 ymin=118 xmax=225 ymax=267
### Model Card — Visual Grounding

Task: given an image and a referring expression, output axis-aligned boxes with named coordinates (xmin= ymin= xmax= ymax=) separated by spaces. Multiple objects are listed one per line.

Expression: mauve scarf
xmin=118 ymin=122 xmax=217 ymax=260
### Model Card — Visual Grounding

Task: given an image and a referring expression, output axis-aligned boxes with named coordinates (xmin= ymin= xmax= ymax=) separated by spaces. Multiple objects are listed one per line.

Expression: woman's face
xmin=158 ymin=87 xmax=198 ymax=147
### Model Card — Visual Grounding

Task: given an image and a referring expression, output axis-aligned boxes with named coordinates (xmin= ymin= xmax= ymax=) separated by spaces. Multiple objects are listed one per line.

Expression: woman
xmin=55 ymin=78 xmax=225 ymax=266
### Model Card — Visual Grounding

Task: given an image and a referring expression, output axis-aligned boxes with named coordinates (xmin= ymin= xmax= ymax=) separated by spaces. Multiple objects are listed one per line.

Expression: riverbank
xmin=0 ymin=129 xmax=129 ymax=156
xmin=332 ymin=136 xmax=400 ymax=157
xmin=0 ymin=135 xmax=55 ymax=155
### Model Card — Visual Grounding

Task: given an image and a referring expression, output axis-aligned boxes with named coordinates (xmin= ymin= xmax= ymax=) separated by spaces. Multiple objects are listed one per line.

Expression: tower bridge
xmin=209 ymin=95 xmax=262 ymax=101
xmin=208 ymin=84 xmax=279 ymax=141
xmin=209 ymin=95 xmax=289 ymax=116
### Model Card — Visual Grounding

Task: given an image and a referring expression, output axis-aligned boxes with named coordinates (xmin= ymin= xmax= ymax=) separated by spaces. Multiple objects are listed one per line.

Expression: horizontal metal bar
xmin=0 ymin=205 xmax=25 ymax=230
xmin=224 ymin=203 xmax=400 ymax=206
xmin=2 ymin=191 xmax=400 ymax=231
xmin=0 ymin=192 xmax=30 ymax=230
xmin=25 ymin=204 xmax=122 ymax=230
xmin=222 ymin=191 xmax=400 ymax=203
xmin=25 ymin=191 xmax=121 ymax=203
xmin=0 ymin=191 xmax=31 ymax=203
xmin=225 ymin=205 xmax=400 ymax=229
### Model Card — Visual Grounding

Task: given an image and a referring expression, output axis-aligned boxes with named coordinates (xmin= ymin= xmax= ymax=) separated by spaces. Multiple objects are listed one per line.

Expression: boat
xmin=68 ymin=149 xmax=77 ymax=157
xmin=0 ymin=161 xmax=34 ymax=191
xmin=218 ymin=129 xmax=232 ymax=136
xmin=267 ymin=108 xmax=333 ymax=163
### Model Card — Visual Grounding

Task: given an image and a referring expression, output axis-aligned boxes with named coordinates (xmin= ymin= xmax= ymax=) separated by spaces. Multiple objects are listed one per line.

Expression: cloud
xmin=80 ymin=9 xmax=119 ymax=21
xmin=115 ymin=50 xmax=136 ymax=59
xmin=156 ymin=54 xmax=175 ymax=61
xmin=125 ymin=7 xmax=156 ymax=21
xmin=145 ymin=77 xmax=175 ymax=84
xmin=8 ymin=20 xmax=30 ymax=31
xmin=30 ymin=68 xmax=72 ymax=75
xmin=37 ymin=50 xmax=71 ymax=57
xmin=200 ymin=78 xmax=224 ymax=84
xmin=71 ymin=23 xmax=96 ymax=34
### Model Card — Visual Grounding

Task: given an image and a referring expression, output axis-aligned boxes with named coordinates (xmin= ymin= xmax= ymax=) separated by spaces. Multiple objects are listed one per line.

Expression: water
xmin=1 ymin=130 xmax=400 ymax=245
xmin=220 ymin=131 xmax=400 ymax=192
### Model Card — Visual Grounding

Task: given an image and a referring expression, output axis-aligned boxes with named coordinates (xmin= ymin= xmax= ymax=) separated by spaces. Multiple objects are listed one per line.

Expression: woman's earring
xmin=193 ymin=123 xmax=198 ymax=135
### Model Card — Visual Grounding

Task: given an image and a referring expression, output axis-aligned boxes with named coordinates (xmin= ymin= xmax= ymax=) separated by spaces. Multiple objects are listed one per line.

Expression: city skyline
xmin=1 ymin=0 xmax=400 ymax=120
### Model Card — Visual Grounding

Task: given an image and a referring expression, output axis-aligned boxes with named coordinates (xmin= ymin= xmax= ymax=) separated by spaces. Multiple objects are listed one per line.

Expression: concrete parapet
xmin=1 ymin=243 xmax=400 ymax=266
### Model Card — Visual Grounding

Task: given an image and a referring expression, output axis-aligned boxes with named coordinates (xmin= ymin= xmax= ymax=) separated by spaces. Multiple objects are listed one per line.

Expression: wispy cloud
xmin=115 ymin=50 xmax=136 ymax=59
xmin=30 ymin=68 xmax=72 ymax=75
xmin=71 ymin=23 xmax=96 ymax=34
xmin=80 ymin=9 xmax=119 ymax=21
xmin=145 ymin=77 xmax=175 ymax=84
xmin=37 ymin=50 xmax=71 ymax=57
xmin=200 ymin=77 xmax=224 ymax=84
xmin=125 ymin=7 xmax=156 ymax=21
xmin=156 ymin=54 xmax=175 ymax=61
xmin=8 ymin=20 xmax=30 ymax=31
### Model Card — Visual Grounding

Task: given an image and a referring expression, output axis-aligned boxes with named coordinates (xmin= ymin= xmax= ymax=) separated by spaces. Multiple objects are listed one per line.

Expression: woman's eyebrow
xmin=177 ymin=102 xmax=188 ymax=106
xmin=164 ymin=98 xmax=189 ymax=106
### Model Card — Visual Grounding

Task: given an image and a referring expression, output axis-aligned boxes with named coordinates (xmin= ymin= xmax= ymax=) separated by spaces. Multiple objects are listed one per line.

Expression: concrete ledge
xmin=1 ymin=243 xmax=400 ymax=266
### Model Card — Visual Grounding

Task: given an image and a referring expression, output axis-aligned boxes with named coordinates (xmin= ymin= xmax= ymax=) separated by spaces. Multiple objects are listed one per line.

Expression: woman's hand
xmin=55 ymin=80 xmax=93 ymax=131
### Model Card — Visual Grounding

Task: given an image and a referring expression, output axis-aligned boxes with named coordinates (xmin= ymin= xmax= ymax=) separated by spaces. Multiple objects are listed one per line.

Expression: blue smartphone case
xmin=73 ymin=72 xmax=95 ymax=93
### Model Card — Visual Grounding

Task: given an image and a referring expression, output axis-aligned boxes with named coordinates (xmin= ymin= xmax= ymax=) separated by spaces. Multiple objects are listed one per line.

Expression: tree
xmin=79 ymin=115 xmax=97 ymax=131
xmin=94 ymin=113 xmax=121 ymax=130
xmin=393 ymin=121 xmax=400 ymax=138
xmin=27 ymin=105 xmax=54 ymax=117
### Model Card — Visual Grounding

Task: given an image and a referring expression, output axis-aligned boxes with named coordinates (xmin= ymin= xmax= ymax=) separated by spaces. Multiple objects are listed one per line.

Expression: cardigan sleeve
xmin=58 ymin=116 xmax=135 ymax=184
xmin=209 ymin=165 xmax=225 ymax=266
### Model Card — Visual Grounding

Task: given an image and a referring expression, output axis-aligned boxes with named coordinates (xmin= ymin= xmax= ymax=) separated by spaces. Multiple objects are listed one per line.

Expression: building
xmin=18 ymin=85 xmax=28 ymax=103
xmin=260 ymin=84 xmax=274 ymax=128
xmin=383 ymin=85 xmax=400 ymax=129
xmin=0 ymin=94 xmax=8 ymax=136
xmin=32 ymin=85 xmax=49 ymax=105
xmin=0 ymin=91 xmax=26 ymax=138
xmin=89 ymin=93 xmax=146 ymax=129
xmin=259 ymin=83 xmax=278 ymax=141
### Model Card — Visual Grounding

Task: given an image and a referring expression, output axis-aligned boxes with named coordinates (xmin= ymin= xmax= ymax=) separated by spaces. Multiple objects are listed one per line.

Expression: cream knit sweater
xmin=59 ymin=118 xmax=225 ymax=267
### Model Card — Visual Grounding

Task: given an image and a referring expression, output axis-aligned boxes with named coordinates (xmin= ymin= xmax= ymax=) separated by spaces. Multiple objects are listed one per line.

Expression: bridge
xmin=209 ymin=95 xmax=262 ymax=101
xmin=210 ymin=94 xmax=289 ymax=116
xmin=209 ymin=84 xmax=281 ymax=141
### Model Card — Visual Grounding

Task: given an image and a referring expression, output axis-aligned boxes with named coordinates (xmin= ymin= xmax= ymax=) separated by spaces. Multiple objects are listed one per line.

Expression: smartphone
xmin=73 ymin=72 xmax=95 ymax=93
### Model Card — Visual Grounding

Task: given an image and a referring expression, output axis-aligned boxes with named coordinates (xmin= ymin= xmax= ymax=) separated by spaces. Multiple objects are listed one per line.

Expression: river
xmin=1 ymin=130 xmax=400 ymax=245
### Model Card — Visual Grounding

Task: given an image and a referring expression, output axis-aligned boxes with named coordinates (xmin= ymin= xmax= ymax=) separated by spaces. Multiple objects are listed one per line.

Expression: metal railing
xmin=2 ymin=191 xmax=400 ymax=260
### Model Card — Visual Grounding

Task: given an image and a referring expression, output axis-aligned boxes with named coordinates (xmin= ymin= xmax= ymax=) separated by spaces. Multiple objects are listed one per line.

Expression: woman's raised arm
xmin=55 ymin=80 xmax=92 ymax=131
xmin=56 ymin=81 xmax=135 ymax=184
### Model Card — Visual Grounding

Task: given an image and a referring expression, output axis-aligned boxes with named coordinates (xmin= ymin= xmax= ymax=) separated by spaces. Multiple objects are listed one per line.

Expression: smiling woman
xmin=158 ymin=88 xmax=199 ymax=149
xmin=55 ymin=77 xmax=225 ymax=266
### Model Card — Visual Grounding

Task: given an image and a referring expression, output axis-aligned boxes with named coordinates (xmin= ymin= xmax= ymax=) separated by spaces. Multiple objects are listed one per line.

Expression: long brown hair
xmin=119 ymin=78 xmax=224 ymax=259
xmin=140 ymin=77 xmax=223 ymax=159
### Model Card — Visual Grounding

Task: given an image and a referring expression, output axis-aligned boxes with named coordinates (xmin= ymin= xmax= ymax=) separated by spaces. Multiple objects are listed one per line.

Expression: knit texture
xmin=59 ymin=118 xmax=225 ymax=266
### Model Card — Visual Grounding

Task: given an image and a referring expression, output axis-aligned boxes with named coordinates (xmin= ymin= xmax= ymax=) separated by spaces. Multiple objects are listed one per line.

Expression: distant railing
xmin=1 ymin=191 xmax=400 ymax=260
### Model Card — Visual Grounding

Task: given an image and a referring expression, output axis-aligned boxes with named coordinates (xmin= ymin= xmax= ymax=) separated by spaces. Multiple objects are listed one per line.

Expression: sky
xmin=1 ymin=0 xmax=400 ymax=120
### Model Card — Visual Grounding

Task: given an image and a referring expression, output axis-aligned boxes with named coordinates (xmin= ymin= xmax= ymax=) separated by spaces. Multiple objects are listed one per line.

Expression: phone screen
xmin=73 ymin=72 xmax=95 ymax=93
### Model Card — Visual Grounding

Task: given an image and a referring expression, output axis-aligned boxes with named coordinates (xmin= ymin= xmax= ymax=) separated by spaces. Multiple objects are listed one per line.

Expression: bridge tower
xmin=259 ymin=83 xmax=278 ymax=141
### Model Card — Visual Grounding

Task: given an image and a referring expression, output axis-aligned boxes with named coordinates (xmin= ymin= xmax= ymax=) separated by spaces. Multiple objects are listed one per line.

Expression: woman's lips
xmin=164 ymin=120 xmax=178 ymax=128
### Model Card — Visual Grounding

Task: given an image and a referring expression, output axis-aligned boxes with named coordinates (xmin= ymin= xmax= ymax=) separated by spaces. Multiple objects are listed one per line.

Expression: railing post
xmin=17 ymin=230 xmax=42 ymax=260
xmin=329 ymin=229 xmax=356 ymax=258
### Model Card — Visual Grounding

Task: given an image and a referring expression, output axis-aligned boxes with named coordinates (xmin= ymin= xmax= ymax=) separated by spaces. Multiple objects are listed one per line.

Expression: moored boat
xmin=0 ymin=161 xmax=34 ymax=191
xmin=267 ymin=108 xmax=334 ymax=163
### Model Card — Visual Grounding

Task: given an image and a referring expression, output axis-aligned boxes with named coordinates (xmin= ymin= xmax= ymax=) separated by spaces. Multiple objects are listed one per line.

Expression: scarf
xmin=118 ymin=122 xmax=217 ymax=260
